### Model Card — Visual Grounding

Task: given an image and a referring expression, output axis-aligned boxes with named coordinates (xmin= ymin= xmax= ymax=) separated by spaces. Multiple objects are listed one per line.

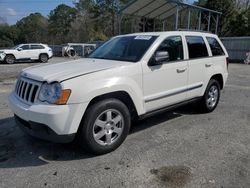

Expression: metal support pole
xmin=215 ymin=14 xmax=219 ymax=34
xmin=198 ymin=11 xmax=201 ymax=30
xmin=162 ymin=21 xmax=165 ymax=31
xmin=131 ymin=18 xmax=133 ymax=33
xmin=143 ymin=18 xmax=146 ymax=32
xmin=188 ymin=9 xmax=191 ymax=30
xmin=118 ymin=14 xmax=122 ymax=35
xmin=153 ymin=19 xmax=156 ymax=32
xmin=208 ymin=12 xmax=211 ymax=31
xmin=175 ymin=6 xmax=179 ymax=30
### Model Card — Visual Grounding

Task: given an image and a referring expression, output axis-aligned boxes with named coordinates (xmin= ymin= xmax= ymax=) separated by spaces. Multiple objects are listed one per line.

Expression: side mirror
xmin=149 ymin=51 xmax=169 ymax=66
xmin=17 ymin=48 xmax=23 ymax=51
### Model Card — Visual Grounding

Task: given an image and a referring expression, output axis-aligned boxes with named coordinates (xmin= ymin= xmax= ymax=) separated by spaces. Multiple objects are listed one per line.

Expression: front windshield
xmin=13 ymin=45 xmax=21 ymax=49
xmin=88 ymin=35 xmax=158 ymax=62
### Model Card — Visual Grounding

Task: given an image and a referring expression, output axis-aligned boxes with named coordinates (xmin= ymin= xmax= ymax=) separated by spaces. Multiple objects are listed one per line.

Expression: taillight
xmin=226 ymin=57 xmax=229 ymax=69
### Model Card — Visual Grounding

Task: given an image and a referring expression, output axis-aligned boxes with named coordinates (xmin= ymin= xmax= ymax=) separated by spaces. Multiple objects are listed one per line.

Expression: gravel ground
xmin=0 ymin=62 xmax=250 ymax=188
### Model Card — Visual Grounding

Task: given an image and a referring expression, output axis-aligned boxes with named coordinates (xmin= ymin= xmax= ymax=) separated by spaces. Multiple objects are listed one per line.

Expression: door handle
xmin=205 ymin=64 xmax=212 ymax=68
xmin=177 ymin=68 xmax=187 ymax=73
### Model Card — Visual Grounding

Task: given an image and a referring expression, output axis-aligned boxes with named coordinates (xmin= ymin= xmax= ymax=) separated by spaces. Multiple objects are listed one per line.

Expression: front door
xmin=143 ymin=35 xmax=188 ymax=112
xmin=17 ymin=44 xmax=30 ymax=60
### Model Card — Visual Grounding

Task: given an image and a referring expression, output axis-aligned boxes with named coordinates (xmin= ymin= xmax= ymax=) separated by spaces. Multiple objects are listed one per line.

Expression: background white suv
xmin=0 ymin=43 xmax=53 ymax=64
xmin=9 ymin=31 xmax=228 ymax=155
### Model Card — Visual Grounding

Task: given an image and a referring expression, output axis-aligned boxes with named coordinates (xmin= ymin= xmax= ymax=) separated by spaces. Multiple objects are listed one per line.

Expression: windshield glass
xmin=88 ymin=35 xmax=158 ymax=62
xmin=13 ymin=45 xmax=21 ymax=49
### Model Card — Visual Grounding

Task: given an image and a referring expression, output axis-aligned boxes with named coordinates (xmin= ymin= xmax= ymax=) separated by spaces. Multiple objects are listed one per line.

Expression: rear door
xmin=185 ymin=35 xmax=213 ymax=99
xmin=30 ymin=45 xmax=44 ymax=59
xmin=143 ymin=35 xmax=188 ymax=112
xmin=206 ymin=36 xmax=228 ymax=78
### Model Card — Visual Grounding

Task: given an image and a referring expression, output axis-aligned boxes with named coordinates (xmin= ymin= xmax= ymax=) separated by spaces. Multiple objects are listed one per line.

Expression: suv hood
xmin=0 ymin=49 xmax=16 ymax=53
xmin=21 ymin=58 xmax=130 ymax=82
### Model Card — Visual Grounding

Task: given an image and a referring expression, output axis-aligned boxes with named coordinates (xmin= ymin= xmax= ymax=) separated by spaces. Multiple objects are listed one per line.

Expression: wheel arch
xmin=211 ymin=74 xmax=224 ymax=90
xmin=39 ymin=53 xmax=48 ymax=58
xmin=84 ymin=91 xmax=139 ymax=121
xmin=5 ymin=53 xmax=16 ymax=59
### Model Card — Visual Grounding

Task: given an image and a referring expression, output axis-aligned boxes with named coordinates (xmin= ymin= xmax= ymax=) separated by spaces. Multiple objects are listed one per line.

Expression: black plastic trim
xmin=140 ymin=97 xmax=201 ymax=120
xmin=15 ymin=115 xmax=75 ymax=143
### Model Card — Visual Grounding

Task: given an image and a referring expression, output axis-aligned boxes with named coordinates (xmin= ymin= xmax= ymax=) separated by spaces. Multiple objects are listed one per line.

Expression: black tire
xmin=199 ymin=79 xmax=221 ymax=113
xmin=39 ymin=54 xmax=48 ymax=63
xmin=5 ymin=54 xmax=15 ymax=64
xmin=78 ymin=99 xmax=131 ymax=155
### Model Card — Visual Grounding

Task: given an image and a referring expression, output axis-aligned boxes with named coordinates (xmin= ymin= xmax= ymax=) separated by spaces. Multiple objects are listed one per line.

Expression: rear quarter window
xmin=31 ymin=45 xmax=45 ymax=50
xmin=186 ymin=36 xmax=209 ymax=59
xmin=206 ymin=37 xmax=225 ymax=56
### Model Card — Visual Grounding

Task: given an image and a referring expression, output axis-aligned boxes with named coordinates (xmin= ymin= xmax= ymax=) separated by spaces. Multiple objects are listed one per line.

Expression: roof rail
xmin=177 ymin=29 xmax=213 ymax=34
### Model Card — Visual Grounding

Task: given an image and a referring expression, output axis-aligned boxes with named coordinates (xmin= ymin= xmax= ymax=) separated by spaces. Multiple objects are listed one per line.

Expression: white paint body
xmin=0 ymin=43 xmax=53 ymax=62
xmin=8 ymin=31 xmax=229 ymax=136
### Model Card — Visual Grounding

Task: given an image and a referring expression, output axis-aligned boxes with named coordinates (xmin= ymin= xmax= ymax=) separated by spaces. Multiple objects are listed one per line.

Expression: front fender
xmin=62 ymin=74 xmax=145 ymax=115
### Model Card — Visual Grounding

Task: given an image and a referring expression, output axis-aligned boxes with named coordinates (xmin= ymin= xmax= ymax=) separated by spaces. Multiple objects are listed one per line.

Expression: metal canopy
xmin=119 ymin=0 xmax=222 ymax=34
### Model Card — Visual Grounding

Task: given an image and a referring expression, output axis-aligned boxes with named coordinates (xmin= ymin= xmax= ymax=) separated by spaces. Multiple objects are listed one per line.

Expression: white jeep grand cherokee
xmin=0 ymin=43 xmax=53 ymax=64
xmin=9 ymin=31 xmax=228 ymax=154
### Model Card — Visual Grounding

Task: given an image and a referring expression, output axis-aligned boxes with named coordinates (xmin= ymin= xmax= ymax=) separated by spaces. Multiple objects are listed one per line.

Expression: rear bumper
xmin=15 ymin=115 xmax=76 ymax=143
xmin=223 ymin=72 xmax=229 ymax=89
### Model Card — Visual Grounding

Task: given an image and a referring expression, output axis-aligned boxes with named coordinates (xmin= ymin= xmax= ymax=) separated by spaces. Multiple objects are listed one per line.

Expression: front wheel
xmin=199 ymin=79 xmax=220 ymax=113
xmin=79 ymin=99 xmax=131 ymax=155
xmin=5 ymin=55 xmax=15 ymax=64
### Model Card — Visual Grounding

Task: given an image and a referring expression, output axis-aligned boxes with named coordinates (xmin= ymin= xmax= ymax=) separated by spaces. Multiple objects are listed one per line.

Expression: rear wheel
xmin=5 ymin=55 xmax=15 ymax=64
xmin=79 ymin=99 xmax=131 ymax=155
xmin=199 ymin=79 xmax=220 ymax=113
xmin=39 ymin=54 xmax=48 ymax=63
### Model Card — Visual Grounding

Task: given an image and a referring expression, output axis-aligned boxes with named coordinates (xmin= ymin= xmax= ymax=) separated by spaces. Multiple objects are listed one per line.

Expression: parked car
xmin=9 ymin=31 xmax=229 ymax=154
xmin=0 ymin=43 xmax=53 ymax=64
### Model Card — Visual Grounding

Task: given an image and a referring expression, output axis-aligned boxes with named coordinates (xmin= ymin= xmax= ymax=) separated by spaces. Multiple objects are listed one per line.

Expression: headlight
xmin=0 ymin=52 xmax=5 ymax=59
xmin=39 ymin=82 xmax=71 ymax=105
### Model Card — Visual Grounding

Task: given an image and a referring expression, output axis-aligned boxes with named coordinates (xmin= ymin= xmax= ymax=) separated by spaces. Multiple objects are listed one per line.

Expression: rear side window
xmin=157 ymin=36 xmax=184 ymax=62
xmin=31 ymin=45 xmax=45 ymax=49
xmin=186 ymin=36 xmax=208 ymax=59
xmin=206 ymin=37 xmax=225 ymax=56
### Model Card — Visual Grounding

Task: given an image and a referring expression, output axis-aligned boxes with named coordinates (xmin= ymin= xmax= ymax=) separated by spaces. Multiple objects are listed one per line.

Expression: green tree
xmin=74 ymin=0 xmax=130 ymax=40
xmin=229 ymin=8 xmax=250 ymax=36
xmin=196 ymin=0 xmax=238 ymax=36
xmin=48 ymin=4 xmax=77 ymax=44
xmin=196 ymin=0 xmax=250 ymax=36
xmin=16 ymin=13 xmax=48 ymax=43
xmin=0 ymin=25 xmax=18 ymax=47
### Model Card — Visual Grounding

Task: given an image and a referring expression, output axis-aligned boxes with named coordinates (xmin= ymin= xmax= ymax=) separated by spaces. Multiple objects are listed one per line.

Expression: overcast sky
xmin=0 ymin=0 xmax=196 ymax=25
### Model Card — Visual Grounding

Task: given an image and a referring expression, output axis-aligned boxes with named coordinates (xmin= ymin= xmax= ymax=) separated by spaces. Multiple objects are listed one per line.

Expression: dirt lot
xmin=0 ymin=59 xmax=250 ymax=188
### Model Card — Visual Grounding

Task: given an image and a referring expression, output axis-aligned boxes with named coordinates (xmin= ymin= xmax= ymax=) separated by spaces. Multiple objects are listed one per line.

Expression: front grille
xmin=15 ymin=77 xmax=41 ymax=104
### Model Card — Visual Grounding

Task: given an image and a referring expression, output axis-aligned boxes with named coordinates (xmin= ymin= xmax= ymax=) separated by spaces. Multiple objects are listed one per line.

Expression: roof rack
xmin=177 ymin=29 xmax=212 ymax=34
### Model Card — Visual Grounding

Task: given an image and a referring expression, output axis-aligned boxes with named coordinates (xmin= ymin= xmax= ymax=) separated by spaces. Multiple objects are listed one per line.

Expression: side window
xmin=31 ymin=45 xmax=45 ymax=50
xmin=156 ymin=36 xmax=184 ymax=62
xmin=206 ymin=37 xmax=225 ymax=56
xmin=20 ymin=45 xmax=30 ymax=50
xmin=186 ymin=36 xmax=208 ymax=59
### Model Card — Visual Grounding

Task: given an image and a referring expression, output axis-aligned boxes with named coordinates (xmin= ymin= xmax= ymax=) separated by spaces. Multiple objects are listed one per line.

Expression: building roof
xmin=119 ymin=0 xmax=221 ymax=20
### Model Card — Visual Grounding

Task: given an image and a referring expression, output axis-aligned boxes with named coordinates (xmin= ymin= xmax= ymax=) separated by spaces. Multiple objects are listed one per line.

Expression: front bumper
xmin=8 ymin=93 xmax=88 ymax=142
xmin=15 ymin=115 xmax=75 ymax=143
xmin=0 ymin=53 xmax=6 ymax=61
